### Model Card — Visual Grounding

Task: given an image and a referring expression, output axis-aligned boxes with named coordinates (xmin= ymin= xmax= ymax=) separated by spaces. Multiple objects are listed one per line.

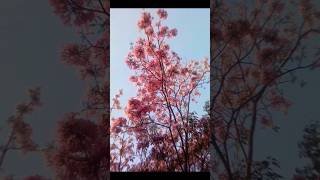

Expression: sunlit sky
xmin=110 ymin=8 xmax=210 ymax=119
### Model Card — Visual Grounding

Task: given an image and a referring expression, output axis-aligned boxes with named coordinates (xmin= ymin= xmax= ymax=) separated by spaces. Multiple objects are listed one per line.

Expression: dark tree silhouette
xmin=45 ymin=0 xmax=109 ymax=179
xmin=0 ymin=87 xmax=42 ymax=179
xmin=210 ymin=0 xmax=320 ymax=179
xmin=293 ymin=121 xmax=320 ymax=180
xmin=1 ymin=0 xmax=109 ymax=179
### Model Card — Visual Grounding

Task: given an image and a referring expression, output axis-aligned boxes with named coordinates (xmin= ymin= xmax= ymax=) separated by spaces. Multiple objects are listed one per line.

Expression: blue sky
xmin=110 ymin=8 xmax=210 ymax=119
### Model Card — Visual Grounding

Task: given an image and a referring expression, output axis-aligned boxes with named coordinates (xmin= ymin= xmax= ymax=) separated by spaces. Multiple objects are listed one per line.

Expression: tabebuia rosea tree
xmin=45 ymin=0 xmax=109 ymax=179
xmin=110 ymin=9 xmax=210 ymax=172
xmin=211 ymin=0 xmax=320 ymax=179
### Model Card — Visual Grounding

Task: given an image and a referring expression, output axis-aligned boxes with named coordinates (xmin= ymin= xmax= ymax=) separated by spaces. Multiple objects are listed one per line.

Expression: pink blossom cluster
xmin=137 ymin=12 xmax=152 ymax=29
xmin=123 ymin=9 xmax=209 ymax=128
xmin=111 ymin=117 xmax=127 ymax=134
xmin=157 ymin=9 xmax=168 ymax=19
xmin=124 ymin=98 xmax=151 ymax=122
xmin=112 ymin=89 xmax=123 ymax=110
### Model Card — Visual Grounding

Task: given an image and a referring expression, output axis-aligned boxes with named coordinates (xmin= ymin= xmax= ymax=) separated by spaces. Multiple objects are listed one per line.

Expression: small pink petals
xmin=137 ymin=12 xmax=152 ymax=30
xmin=157 ymin=9 xmax=168 ymax=19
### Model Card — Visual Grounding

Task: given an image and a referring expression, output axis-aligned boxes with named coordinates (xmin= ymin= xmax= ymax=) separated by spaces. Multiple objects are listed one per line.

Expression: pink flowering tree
xmin=110 ymin=9 xmax=210 ymax=172
xmin=45 ymin=0 xmax=109 ymax=179
xmin=211 ymin=0 xmax=320 ymax=179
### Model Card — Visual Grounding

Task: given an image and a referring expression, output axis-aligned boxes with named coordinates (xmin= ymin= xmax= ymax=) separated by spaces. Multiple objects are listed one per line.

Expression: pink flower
xmin=112 ymin=89 xmax=123 ymax=110
xmin=172 ymin=122 xmax=179 ymax=129
xmin=157 ymin=9 xmax=168 ymax=19
xmin=145 ymin=79 xmax=161 ymax=92
xmin=133 ymin=45 xmax=145 ymax=59
xmin=112 ymin=98 xmax=121 ymax=110
xmin=136 ymin=38 xmax=145 ymax=45
xmin=168 ymin=28 xmax=178 ymax=37
xmin=125 ymin=53 xmax=139 ymax=69
xmin=167 ymin=65 xmax=179 ymax=75
xmin=137 ymin=141 xmax=149 ymax=150
xmin=145 ymin=27 xmax=154 ymax=36
xmin=155 ymin=49 xmax=167 ymax=59
xmin=145 ymin=41 xmax=155 ymax=56
xmin=111 ymin=117 xmax=127 ymax=133
xmin=137 ymin=12 xmax=152 ymax=29
xmin=129 ymin=76 xmax=138 ymax=82
xmin=161 ymin=44 xmax=170 ymax=51
xmin=158 ymin=26 xmax=169 ymax=37
xmin=125 ymin=98 xmax=151 ymax=122
xmin=181 ymin=67 xmax=189 ymax=75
